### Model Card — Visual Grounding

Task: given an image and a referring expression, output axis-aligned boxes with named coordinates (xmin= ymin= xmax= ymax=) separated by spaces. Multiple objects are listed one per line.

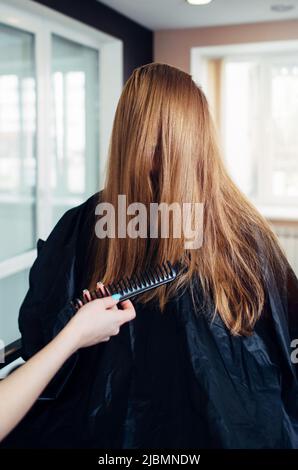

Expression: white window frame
xmin=222 ymin=52 xmax=298 ymax=206
xmin=191 ymin=40 xmax=298 ymax=221
xmin=0 ymin=0 xmax=123 ymax=281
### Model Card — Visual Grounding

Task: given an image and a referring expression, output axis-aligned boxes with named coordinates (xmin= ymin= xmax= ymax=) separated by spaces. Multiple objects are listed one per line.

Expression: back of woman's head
xmin=90 ymin=62 xmax=287 ymax=336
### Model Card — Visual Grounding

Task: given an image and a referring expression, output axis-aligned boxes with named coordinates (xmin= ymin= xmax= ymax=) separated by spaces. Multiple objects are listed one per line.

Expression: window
xmin=51 ymin=34 xmax=99 ymax=225
xmin=222 ymin=54 xmax=298 ymax=211
xmin=0 ymin=23 xmax=36 ymax=346
xmin=0 ymin=25 xmax=36 ymax=262
xmin=0 ymin=1 xmax=122 ymax=346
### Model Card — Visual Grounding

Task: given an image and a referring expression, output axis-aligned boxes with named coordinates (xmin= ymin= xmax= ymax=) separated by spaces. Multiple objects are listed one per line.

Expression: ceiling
xmin=98 ymin=0 xmax=298 ymax=30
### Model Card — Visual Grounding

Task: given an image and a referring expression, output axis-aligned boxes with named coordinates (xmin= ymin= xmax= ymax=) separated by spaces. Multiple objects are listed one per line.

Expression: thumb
xmin=117 ymin=300 xmax=136 ymax=325
xmin=96 ymin=295 xmax=120 ymax=310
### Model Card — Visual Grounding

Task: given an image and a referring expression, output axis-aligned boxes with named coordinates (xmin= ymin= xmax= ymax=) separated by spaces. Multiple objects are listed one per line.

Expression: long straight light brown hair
xmin=89 ymin=62 xmax=287 ymax=336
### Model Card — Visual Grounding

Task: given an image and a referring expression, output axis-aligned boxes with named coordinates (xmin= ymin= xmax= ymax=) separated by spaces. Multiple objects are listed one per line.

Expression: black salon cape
xmin=3 ymin=193 xmax=298 ymax=449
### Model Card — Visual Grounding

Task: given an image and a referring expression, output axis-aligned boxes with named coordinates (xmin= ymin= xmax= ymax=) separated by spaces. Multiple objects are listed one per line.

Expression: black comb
xmin=71 ymin=261 xmax=177 ymax=310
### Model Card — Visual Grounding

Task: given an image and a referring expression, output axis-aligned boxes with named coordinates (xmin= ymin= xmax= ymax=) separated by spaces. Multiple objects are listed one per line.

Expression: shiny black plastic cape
xmin=3 ymin=193 xmax=298 ymax=448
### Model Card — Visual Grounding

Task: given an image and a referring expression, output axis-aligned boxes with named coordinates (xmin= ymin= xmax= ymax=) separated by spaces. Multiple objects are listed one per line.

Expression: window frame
xmin=222 ymin=52 xmax=298 ymax=210
xmin=0 ymin=0 xmax=123 ymax=282
xmin=191 ymin=40 xmax=298 ymax=220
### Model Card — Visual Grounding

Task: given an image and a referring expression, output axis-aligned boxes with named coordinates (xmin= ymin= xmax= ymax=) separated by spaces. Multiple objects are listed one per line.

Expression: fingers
xmin=83 ymin=289 xmax=92 ymax=302
xmin=81 ymin=283 xmax=119 ymax=309
xmin=120 ymin=299 xmax=135 ymax=311
xmin=97 ymin=298 xmax=135 ymax=326
xmin=96 ymin=282 xmax=105 ymax=295
xmin=77 ymin=287 xmax=135 ymax=331
xmin=81 ymin=283 xmax=106 ymax=304
xmin=97 ymin=295 xmax=120 ymax=310
xmin=75 ymin=298 xmax=83 ymax=308
xmin=96 ymin=282 xmax=119 ymax=310
xmin=116 ymin=300 xmax=136 ymax=325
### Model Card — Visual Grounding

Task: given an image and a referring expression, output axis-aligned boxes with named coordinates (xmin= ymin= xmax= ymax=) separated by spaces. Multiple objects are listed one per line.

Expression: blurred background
xmin=0 ymin=0 xmax=297 ymax=352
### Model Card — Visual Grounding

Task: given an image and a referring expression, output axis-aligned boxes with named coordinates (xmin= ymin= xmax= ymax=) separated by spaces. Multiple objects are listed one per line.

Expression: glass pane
xmin=0 ymin=269 xmax=29 ymax=345
xmin=0 ymin=24 xmax=36 ymax=261
xmin=51 ymin=34 xmax=99 ymax=225
xmin=271 ymin=63 xmax=298 ymax=197
xmin=223 ymin=61 xmax=260 ymax=198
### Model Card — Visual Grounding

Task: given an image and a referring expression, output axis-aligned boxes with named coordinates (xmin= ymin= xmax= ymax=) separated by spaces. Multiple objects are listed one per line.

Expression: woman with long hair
xmin=8 ymin=63 xmax=298 ymax=448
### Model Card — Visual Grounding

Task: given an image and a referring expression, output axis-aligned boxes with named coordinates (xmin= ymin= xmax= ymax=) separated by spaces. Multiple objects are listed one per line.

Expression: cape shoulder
xmin=38 ymin=191 xmax=100 ymax=252
xmin=18 ymin=192 xmax=100 ymax=362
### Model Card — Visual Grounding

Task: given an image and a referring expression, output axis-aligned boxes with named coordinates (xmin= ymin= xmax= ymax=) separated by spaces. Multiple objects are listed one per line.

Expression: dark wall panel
xmin=32 ymin=0 xmax=153 ymax=82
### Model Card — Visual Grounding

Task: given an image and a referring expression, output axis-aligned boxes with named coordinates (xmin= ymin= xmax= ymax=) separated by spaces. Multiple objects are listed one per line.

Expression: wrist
xmin=55 ymin=320 xmax=81 ymax=357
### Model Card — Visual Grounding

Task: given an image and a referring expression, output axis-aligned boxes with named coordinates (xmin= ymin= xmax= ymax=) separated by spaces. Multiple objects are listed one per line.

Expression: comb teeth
xmin=71 ymin=261 xmax=178 ymax=310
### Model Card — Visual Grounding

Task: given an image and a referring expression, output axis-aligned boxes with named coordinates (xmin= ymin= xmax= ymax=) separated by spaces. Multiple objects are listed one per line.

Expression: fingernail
xmin=111 ymin=293 xmax=121 ymax=301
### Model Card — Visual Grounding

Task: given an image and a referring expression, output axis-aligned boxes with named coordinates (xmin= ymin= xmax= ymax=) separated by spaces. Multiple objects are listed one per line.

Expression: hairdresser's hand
xmin=0 ymin=291 xmax=135 ymax=443
xmin=66 ymin=294 xmax=136 ymax=349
